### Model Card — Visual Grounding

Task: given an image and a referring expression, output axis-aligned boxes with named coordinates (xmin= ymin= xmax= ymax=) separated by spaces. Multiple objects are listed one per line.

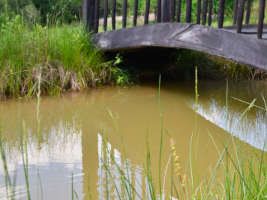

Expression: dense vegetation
xmin=0 ymin=0 xmax=238 ymax=25
xmin=0 ymin=0 xmax=81 ymax=24
xmin=0 ymin=1 xmax=131 ymax=99
xmin=0 ymin=1 xmax=266 ymax=200
xmin=0 ymin=0 xmax=265 ymax=99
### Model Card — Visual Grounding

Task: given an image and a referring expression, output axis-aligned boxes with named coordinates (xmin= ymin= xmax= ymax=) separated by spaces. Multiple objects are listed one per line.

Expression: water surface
xmin=0 ymin=80 xmax=266 ymax=199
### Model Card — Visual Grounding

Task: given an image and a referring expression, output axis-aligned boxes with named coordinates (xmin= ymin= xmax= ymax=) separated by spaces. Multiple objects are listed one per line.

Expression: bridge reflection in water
xmin=97 ymin=133 xmax=184 ymax=200
xmin=97 ymin=134 xmax=144 ymax=200
xmin=0 ymin=85 xmax=266 ymax=199
xmin=195 ymin=99 xmax=267 ymax=152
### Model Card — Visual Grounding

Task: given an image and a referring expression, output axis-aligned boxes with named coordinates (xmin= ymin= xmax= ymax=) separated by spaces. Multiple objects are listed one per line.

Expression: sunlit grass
xmin=0 ymin=16 xmax=130 ymax=99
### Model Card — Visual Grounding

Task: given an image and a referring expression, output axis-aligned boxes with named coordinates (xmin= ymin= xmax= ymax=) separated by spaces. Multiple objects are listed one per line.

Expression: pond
xmin=0 ymin=80 xmax=266 ymax=200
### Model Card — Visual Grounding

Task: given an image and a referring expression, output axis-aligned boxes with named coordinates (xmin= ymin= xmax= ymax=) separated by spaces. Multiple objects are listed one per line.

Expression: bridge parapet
xmin=94 ymin=23 xmax=267 ymax=71
xmin=82 ymin=0 xmax=266 ymax=39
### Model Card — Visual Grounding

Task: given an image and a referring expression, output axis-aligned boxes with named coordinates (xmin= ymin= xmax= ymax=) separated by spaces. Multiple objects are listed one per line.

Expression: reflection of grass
xmin=20 ymin=122 xmax=31 ymax=200
xmin=0 ymin=80 xmax=266 ymax=200
xmin=96 ymin=75 xmax=267 ymax=199
xmin=97 ymin=129 xmax=267 ymax=199
xmin=1 ymin=127 xmax=266 ymax=199
xmin=0 ymin=124 xmax=15 ymax=200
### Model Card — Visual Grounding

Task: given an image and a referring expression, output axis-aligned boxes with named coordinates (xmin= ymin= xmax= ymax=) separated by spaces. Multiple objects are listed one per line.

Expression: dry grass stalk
xmin=170 ymin=138 xmax=187 ymax=200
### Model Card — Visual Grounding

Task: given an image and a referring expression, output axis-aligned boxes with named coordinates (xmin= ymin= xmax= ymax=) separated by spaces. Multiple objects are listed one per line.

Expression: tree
xmin=32 ymin=0 xmax=82 ymax=23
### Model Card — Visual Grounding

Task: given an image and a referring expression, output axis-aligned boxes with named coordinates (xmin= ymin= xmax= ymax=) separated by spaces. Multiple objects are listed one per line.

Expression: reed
xmin=97 ymin=120 xmax=266 ymax=200
xmin=94 ymin=78 xmax=267 ymax=200
xmin=0 ymin=79 xmax=266 ymax=200
xmin=20 ymin=121 xmax=31 ymax=200
xmin=0 ymin=123 xmax=14 ymax=200
xmin=71 ymin=173 xmax=79 ymax=200
xmin=0 ymin=121 xmax=32 ymax=200
xmin=0 ymin=16 xmax=130 ymax=99
xmin=158 ymin=74 xmax=163 ymax=200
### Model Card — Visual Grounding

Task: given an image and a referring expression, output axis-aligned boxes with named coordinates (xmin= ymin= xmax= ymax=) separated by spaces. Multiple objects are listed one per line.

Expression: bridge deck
xmin=94 ymin=23 xmax=267 ymax=71
xmin=224 ymin=24 xmax=267 ymax=40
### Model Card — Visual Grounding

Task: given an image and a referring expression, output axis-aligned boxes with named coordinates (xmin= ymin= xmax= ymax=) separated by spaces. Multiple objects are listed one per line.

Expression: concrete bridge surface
xmin=94 ymin=23 xmax=267 ymax=71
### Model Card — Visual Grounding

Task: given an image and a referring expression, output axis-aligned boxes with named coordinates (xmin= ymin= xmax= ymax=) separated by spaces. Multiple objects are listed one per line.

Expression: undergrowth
xmin=0 ymin=15 xmax=131 ymax=99
xmin=175 ymin=50 xmax=267 ymax=81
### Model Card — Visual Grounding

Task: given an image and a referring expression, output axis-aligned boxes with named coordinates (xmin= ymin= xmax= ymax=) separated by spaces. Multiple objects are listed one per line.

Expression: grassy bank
xmin=0 ymin=14 xmax=266 ymax=100
xmin=0 ymin=15 xmax=130 ymax=99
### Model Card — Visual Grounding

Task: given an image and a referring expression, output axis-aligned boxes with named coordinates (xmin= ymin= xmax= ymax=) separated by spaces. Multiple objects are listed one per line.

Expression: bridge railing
xmin=83 ymin=0 xmax=266 ymax=39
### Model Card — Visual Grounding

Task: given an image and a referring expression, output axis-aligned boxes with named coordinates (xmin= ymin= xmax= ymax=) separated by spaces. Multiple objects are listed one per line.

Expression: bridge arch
xmin=94 ymin=23 xmax=267 ymax=71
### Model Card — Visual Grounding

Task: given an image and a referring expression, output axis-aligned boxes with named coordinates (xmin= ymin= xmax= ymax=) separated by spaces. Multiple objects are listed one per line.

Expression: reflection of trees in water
xmin=0 ymin=119 xmax=82 ymax=163
xmin=195 ymin=99 xmax=267 ymax=152
xmin=97 ymin=134 xmax=144 ymax=200
xmin=0 ymin=123 xmax=83 ymax=200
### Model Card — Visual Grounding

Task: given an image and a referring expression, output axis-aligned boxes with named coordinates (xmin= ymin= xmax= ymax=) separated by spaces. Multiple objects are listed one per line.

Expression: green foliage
xmin=111 ymin=54 xmax=131 ymax=86
xmin=112 ymin=67 xmax=131 ymax=86
xmin=32 ymin=0 xmax=82 ymax=24
xmin=173 ymin=49 xmax=267 ymax=81
xmin=0 ymin=17 xmax=131 ymax=98
xmin=0 ymin=0 xmax=258 ymax=26
xmin=0 ymin=0 xmax=81 ymax=25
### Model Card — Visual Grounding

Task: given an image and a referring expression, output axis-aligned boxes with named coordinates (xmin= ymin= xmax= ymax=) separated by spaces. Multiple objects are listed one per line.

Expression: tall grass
xmin=0 ymin=75 xmax=266 ymax=200
xmin=94 ymin=74 xmax=267 ymax=200
xmin=96 ymin=129 xmax=266 ymax=200
xmin=0 ymin=124 xmax=266 ymax=199
xmin=0 ymin=15 xmax=130 ymax=99
xmin=158 ymin=74 xmax=163 ymax=200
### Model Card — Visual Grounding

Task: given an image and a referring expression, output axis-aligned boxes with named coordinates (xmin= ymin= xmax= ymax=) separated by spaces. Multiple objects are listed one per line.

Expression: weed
xmin=0 ymin=16 xmax=131 ymax=99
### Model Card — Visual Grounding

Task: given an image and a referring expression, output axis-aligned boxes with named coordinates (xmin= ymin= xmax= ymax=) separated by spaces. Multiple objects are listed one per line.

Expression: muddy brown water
xmin=0 ymin=80 xmax=266 ymax=200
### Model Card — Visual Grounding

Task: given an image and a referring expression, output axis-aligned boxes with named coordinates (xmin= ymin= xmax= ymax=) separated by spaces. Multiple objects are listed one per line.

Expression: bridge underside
xmin=94 ymin=23 xmax=267 ymax=71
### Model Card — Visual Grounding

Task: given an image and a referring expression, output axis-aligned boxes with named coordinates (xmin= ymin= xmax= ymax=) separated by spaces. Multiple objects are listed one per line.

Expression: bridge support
xmin=82 ymin=0 xmax=266 ymax=39
xmin=82 ymin=0 xmax=88 ymax=23
xmin=82 ymin=0 xmax=96 ymax=32
xmin=94 ymin=23 xmax=267 ymax=72
xmin=258 ymin=0 xmax=266 ymax=39
xmin=161 ymin=0 xmax=171 ymax=22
